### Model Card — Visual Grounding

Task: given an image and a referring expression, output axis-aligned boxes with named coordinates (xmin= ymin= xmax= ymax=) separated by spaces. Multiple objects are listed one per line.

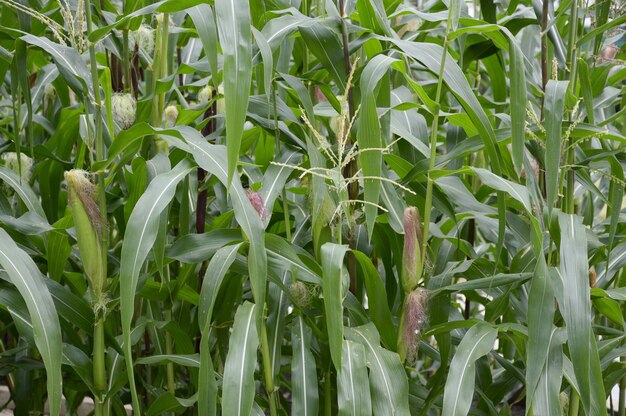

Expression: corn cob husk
xmin=65 ymin=170 xmax=106 ymax=298
xmin=402 ymin=207 xmax=423 ymax=293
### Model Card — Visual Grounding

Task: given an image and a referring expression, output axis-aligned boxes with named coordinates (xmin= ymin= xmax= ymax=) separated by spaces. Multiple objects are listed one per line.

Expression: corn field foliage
xmin=0 ymin=0 xmax=625 ymax=414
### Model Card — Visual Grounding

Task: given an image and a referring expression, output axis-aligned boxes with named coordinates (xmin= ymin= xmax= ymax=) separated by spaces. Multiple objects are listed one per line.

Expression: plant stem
xmin=144 ymin=12 xmax=169 ymax=157
xmin=260 ymin=320 xmax=278 ymax=415
xmin=568 ymin=390 xmax=580 ymax=416
xmin=165 ymin=309 xmax=175 ymax=394
xmin=338 ymin=0 xmax=358 ymax=294
xmin=122 ymin=30 xmax=131 ymax=94
xmin=418 ymin=13 xmax=452 ymax=283
xmin=324 ymin=365 xmax=332 ymax=415
xmin=93 ymin=316 xmax=107 ymax=416
xmin=609 ymin=269 xmax=626 ymax=416
xmin=84 ymin=0 xmax=109 ymax=413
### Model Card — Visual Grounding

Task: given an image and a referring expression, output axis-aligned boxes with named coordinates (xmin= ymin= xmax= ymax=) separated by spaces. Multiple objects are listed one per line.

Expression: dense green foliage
xmin=0 ymin=0 xmax=625 ymax=415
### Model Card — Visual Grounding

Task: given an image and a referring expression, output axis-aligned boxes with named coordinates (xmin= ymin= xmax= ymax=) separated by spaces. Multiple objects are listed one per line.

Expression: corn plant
xmin=0 ymin=0 xmax=625 ymax=415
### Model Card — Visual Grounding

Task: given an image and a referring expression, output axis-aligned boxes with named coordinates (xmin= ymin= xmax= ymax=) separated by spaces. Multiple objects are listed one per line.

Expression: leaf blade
xmin=215 ymin=0 xmax=253 ymax=186
xmin=0 ymin=230 xmax=63 ymax=416
xmin=119 ymin=160 xmax=192 ymax=413
xmin=222 ymin=302 xmax=259 ymax=416
xmin=321 ymin=242 xmax=349 ymax=370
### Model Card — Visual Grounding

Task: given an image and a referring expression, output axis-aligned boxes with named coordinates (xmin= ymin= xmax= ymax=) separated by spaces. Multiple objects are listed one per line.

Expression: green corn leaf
xmin=267 ymin=271 xmax=290 ymax=379
xmin=188 ymin=5 xmax=219 ymax=88
xmin=259 ymin=149 xmax=302 ymax=227
xmin=525 ymin=256 xmax=556 ymax=411
xmin=280 ymin=73 xmax=315 ymax=124
xmin=449 ymin=0 xmax=462 ymax=31
xmin=199 ymin=332 xmax=217 ymax=416
xmin=136 ymin=354 xmax=200 ymax=367
xmin=509 ymin=38 xmax=527 ymax=176
xmin=393 ymin=40 xmax=506 ymax=176
xmin=607 ymin=156 xmax=623 ymax=255
xmin=592 ymin=0 xmax=612 ymax=55
xmin=358 ymin=54 xmax=397 ymax=239
xmin=222 ymin=302 xmax=259 ymax=416
xmin=356 ymin=0 xmax=395 ymax=37
xmin=0 ymin=165 xmax=46 ymax=217
xmin=578 ymin=59 xmax=595 ymax=125
xmin=169 ymin=130 xmax=268 ymax=309
xmin=120 ymin=159 xmax=193 ymax=413
xmin=215 ymin=0 xmax=253 ymax=186
xmin=20 ymin=34 xmax=91 ymax=97
xmin=146 ymin=393 xmax=196 ymax=416
xmin=352 ymin=250 xmax=396 ymax=350
xmin=265 ymin=234 xmax=322 ymax=284
xmin=344 ymin=323 xmax=410 ymax=415
xmin=338 ymin=340 xmax=371 ymax=416
xmin=442 ymin=323 xmax=497 ymax=416
xmin=252 ymin=27 xmax=273 ymax=104
xmin=544 ymin=80 xmax=568 ymax=217
xmin=472 ymin=167 xmax=531 ymax=211
xmin=291 ymin=316 xmax=319 ymax=416
xmin=198 ymin=243 xmax=242 ymax=334
xmin=62 ymin=343 xmax=96 ymax=393
xmin=321 ymin=242 xmax=349 ymax=370
xmin=0 ymin=229 xmax=62 ymax=416
xmin=299 ymin=23 xmax=346 ymax=90
xmin=533 ymin=328 xmax=564 ymax=416
xmin=577 ymin=13 xmax=626 ymax=47
xmin=88 ymin=0 xmax=207 ymax=42
xmin=259 ymin=9 xmax=315 ymax=51
xmin=167 ymin=229 xmax=242 ymax=263
xmin=198 ymin=243 xmax=242 ymax=415
xmin=557 ymin=214 xmax=606 ymax=416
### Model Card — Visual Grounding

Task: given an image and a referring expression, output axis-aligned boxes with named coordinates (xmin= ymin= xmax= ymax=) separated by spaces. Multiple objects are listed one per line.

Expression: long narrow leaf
xmin=509 ymin=38 xmax=527 ymax=175
xmin=321 ymin=243 xmax=349 ymax=370
xmin=0 ymin=165 xmax=46 ymax=217
xmin=442 ymin=323 xmax=497 ymax=416
xmin=120 ymin=160 xmax=192 ymax=413
xmin=198 ymin=243 xmax=241 ymax=415
xmin=345 ymin=323 xmax=410 ymax=415
xmin=291 ymin=316 xmax=319 ymax=416
xmin=338 ymin=340 xmax=371 ymax=416
xmin=544 ymin=80 xmax=568 ymax=216
xmin=557 ymin=214 xmax=606 ymax=416
xmin=0 ymin=230 xmax=62 ymax=416
xmin=526 ymin=256 xmax=556 ymax=411
xmin=358 ymin=55 xmax=397 ymax=238
xmin=172 ymin=130 xmax=267 ymax=308
xmin=222 ymin=302 xmax=259 ymax=416
xmin=188 ymin=5 xmax=219 ymax=88
xmin=215 ymin=0 xmax=253 ymax=186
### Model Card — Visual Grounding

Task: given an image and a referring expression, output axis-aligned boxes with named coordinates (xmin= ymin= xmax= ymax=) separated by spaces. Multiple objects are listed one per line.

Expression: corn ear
xmin=65 ymin=170 xmax=106 ymax=298
xmin=401 ymin=207 xmax=422 ymax=293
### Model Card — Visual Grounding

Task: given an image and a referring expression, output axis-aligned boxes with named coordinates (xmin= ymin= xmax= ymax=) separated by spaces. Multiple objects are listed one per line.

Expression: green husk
xmin=65 ymin=170 xmax=106 ymax=299
xmin=401 ymin=207 xmax=423 ymax=293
